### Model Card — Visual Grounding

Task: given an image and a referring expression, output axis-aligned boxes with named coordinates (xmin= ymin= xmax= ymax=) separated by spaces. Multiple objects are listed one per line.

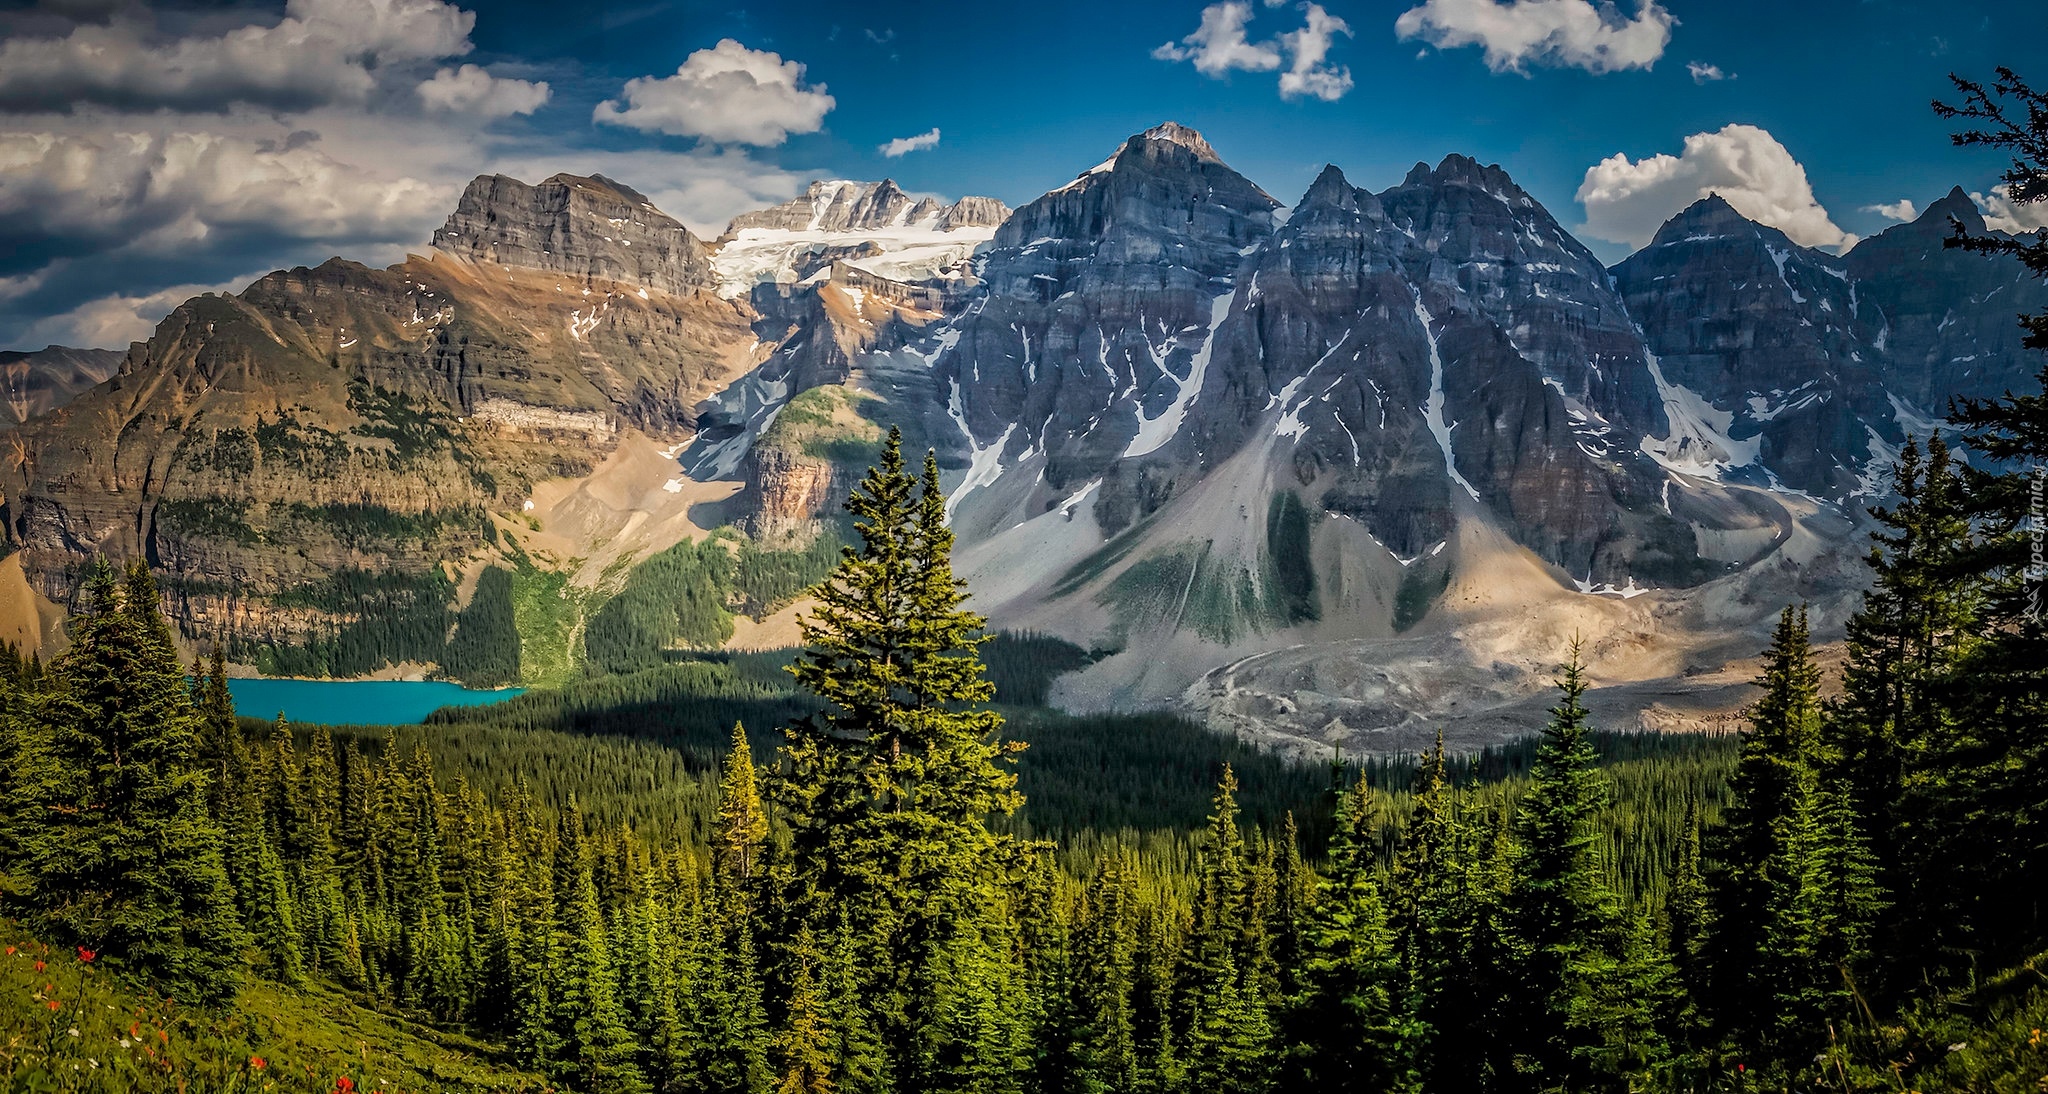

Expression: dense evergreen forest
xmin=0 ymin=70 xmax=2044 ymax=1094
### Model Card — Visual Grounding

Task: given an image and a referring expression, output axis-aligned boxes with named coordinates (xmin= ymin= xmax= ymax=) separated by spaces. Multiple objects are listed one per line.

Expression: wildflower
xmin=251 ymin=1056 xmax=267 ymax=1070
xmin=1948 ymin=1042 xmax=1968 ymax=1053
xmin=335 ymin=1077 xmax=357 ymax=1093
xmin=129 ymin=1022 xmax=140 ymax=1039
xmin=119 ymin=1039 xmax=130 ymax=1049
xmin=34 ymin=960 xmax=45 ymax=972
xmin=47 ymin=999 xmax=61 ymax=1011
xmin=76 ymin=947 xmax=95 ymax=963
xmin=5 ymin=945 xmax=14 ymax=955
xmin=68 ymin=1027 xmax=78 ymax=1038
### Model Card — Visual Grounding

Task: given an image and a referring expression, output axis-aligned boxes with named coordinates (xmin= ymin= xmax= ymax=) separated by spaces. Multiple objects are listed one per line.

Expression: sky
xmin=1 ymin=0 xmax=2043 ymax=351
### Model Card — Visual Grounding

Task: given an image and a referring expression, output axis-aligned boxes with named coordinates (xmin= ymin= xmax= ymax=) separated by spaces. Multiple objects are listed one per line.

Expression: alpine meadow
xmin=0 ymin=2 xmax=2045 ymax=1092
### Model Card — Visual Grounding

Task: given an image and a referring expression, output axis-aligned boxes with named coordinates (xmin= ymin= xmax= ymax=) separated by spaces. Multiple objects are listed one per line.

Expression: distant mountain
xmin=1 ymin=127 xmax=2039 ymax=754
xmin=1 ymin=346 xmax=120 ymax=430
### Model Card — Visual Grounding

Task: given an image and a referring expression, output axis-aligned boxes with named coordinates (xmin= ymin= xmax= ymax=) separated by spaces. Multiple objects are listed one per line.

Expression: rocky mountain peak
xmin=431 ymin=171 xmax=714 ymax=296
xmin=1918 ymin=185 xmax=1988 ymax=234
xmin=1641 ymin=192 xmax=1779 ymax=250
xmin=723 ymin=179 xmax=1009 ymax=237
xmin=1299 ymin=164 xmax=1359 ymax=211
xmin=1138 ymin=121 xmax=1222 ymax=162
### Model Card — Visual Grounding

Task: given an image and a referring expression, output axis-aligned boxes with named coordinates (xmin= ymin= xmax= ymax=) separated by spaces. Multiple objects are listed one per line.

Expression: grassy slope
xmin=0 ymin=924 xmax=545 ymax=1093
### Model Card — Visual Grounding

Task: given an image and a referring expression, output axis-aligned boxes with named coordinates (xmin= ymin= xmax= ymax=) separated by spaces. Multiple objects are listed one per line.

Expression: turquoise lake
xmin=224 ymin=678 xmax=525 ymax=726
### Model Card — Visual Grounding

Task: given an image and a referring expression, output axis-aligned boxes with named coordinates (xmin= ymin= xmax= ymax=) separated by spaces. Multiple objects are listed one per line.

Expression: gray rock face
xmin=722 ymin=179 xmax=1009 ymax=235
xmin=933 ymin=122 xmax=1280 ymax=530
xmin=1 ymin=345 xmax=121 ymax=429
xmin=432 ymin=173 xmax=715 ymax=296
xmin=1615 ymin=190 xmax=2046 ymax=498
xmin=1186 ymin=158 xmax=1709 ymax=583
xmin=1848 ymin=187 xmax=2048 ymax=409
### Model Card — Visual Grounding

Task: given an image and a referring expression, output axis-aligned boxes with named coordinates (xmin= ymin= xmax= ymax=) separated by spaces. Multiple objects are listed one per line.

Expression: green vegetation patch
xmin=582 ymin=538 xmax=736 ymax=675
xmin=250 ymin=569 xmax=454 ymax=678
xmin=442 ymin=566 xmax=520 ymax=688
xmin=1264 ymin=489 xmax=1320 ymax=625
xmin=756 ymin=385 xmax=884 ymax=463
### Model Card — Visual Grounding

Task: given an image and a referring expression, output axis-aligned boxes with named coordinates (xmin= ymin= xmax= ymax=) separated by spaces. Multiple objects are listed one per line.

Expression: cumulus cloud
xmin=1975 ymin=184 xmax=2048 ymax=233
xmin=1687 ymin=61 xmax=1728 ymax=83
xmin=0 ymin=129 xmax=445 ymax=265
xmin=0 ymin=0 xmax=476 ymax=113
xmin=1155 ymin=2 xmax=1356 ymax=99
xmin=1278 ymin=4 xmax=1354 ymax=101
xmin=417 ymin=64 xmax=550 ymax=117
xmin=1576 ymin=124 xmax=1856 ymax=251
xmin=1863 ymin=199 xmax=1919 ymax=222
xmin=1153 ymin=3 xmax=1282 ymax=75
xmin=594 ymin=39 xmax=835 ymax=146
xmin=16 ymin=272 xmax=268 ymax=350
xmin=879 ymin=128 xmax=941 ymax=158
xmin=1396 ymin=0 xmax=1674 ymax=75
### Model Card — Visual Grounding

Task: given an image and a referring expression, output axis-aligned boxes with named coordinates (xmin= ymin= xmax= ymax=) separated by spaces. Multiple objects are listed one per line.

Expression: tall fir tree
xmin=10 ymin=561 xmax=246 ymax=1001
xmin=1284 ymin=777 xmax=1419 ymax=1094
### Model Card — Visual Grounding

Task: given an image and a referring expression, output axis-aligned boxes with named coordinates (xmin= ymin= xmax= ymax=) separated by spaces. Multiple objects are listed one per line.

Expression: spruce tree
xmin=1500 ymin=645 xmax=1668 ymax=1093
xmin=1284 ymin=777 xmax=1418 ymax=1094
xmin=774 ymin=431 xmax=1024 ymax=1079
xmin=1925 ymin=66 xmax=2048 ymax=966
xmin=14 ymin=561 xmax=245 ymax=1001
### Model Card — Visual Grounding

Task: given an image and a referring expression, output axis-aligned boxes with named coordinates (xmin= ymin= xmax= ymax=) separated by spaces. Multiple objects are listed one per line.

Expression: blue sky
xmin=0 ymin=0 xmax=2042 ymax=350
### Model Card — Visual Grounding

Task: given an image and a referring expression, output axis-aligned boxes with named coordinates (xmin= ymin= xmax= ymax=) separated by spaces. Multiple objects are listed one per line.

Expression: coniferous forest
xmin=0 ymin=73 xmax=2045 ymax=1094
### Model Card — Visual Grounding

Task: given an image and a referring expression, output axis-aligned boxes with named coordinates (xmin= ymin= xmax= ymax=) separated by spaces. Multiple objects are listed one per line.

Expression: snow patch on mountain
xmin=1638 ymin=348 xmax=1760 ymax=479
xmin=1124 ymin=291 xmax=1234 ymax=458
xmin=1414 ymin=294 xmax=1481 ymax=502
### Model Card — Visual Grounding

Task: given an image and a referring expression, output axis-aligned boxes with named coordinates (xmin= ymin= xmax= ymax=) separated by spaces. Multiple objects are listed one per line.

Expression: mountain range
xmin=1 ymin=122 xmax=2039 ymax=753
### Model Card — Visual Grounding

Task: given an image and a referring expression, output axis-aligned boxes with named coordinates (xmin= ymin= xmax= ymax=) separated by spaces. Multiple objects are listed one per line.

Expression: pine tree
xmin=773 ymin=432 xmax=1025 ymax=1078
xmin=717 ymin=722 xmax=769 ymax=892
xmin=1499 ymin=644 xmax=1668 ymax=1093
xmin=1710 ymin=608 xmax=1880 ymax=1068
xmin=1284 ymin=777 xmax=1418 ymax=1094
xmin=12 ymin=561 xmax=246 ymax=1001
xmin=1183 ymin=766 xmax=1274 ymax=1094
xmin=775 ymin=927 xmax=837 ymax=1094
xmin=548 ymin=800 xmax=649 ymax=1094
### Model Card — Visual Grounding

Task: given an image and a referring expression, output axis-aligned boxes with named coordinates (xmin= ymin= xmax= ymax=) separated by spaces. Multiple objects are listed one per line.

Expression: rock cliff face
xmin=1 ymin=346 xmax=121 ymax=429
xmin=432 ymin=173 xmax=716 ymax=296
xmin=1 ymin=174 xmax=757 ymax=654
xmin=932 ymin=121 xmax=1280 ymax=534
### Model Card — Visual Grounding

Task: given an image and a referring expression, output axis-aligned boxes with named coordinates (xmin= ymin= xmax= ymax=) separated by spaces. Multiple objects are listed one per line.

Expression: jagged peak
xmin=1645 ymin=192 xmax=1770 ymax=247
xmin=1137 ymin=121 xmax=1221 ymax=162
xmin=1918 ymin=184 xmax=1987 ymax=233
xmin=1298 ymin=164 xmax=1358 ymax=212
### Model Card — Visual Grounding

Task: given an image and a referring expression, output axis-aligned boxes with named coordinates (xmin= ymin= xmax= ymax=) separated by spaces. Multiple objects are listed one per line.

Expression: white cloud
xmin=1396 ymin=0 xmax=1674 ymax=75
xmin=1687 ymin=61 xmax=1728 ymax=83
xmin=1278 ymin=4 xmax=1354 ymax=101
xmin=879 ymin=128 xmax=941 ymax=158
xmin=1974 ymin=184 xmax=2048 ymax=233
xmin=0 ymin=129 xmax=446 ymax=251
xmin=1576 ymin=124 xmax=1856 ymax=251
xmin=17 ymin=272 xmax=269 ymax=349
xmin=417 ymin=64 xmax=550 ymax=118
xmin=593 ymin=39 xmax=835 ymax=146
xmin=0 ymin=0 xmax=476 ymax=113
xmin=1153 ymin=3 xmax=1282 ymax=76
xmin=1863 ymin=199 xmax=1918 ymax=222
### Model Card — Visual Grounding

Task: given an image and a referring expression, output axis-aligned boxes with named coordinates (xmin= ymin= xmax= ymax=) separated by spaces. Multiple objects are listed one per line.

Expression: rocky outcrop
xmin=1 ymin=345 xmax=121 ymax=429
xmin=432 ymin=173 xmax=716 ymax=296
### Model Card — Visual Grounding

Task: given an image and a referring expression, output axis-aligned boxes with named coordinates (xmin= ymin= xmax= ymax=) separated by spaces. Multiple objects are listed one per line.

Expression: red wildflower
xmin=335 ymin=1077 xmax=356 ymax=1093
xmin=76 ymin=947 xmax=95 ymax=963
xmin=33 ymin=960 xmax=44 ymax=972
xmin=1737 ymin=1063 xmax=1746 ymax=1073
xmin=249 ymin=1056 xmax=267 ymax=1070
xmin=128 ymin=1022 xmax=140 ymax=1039
xmin=5 ymin=945 xmax=14 ymax=955
xmin=45 ymin=999 xmax=60 ymax=1011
